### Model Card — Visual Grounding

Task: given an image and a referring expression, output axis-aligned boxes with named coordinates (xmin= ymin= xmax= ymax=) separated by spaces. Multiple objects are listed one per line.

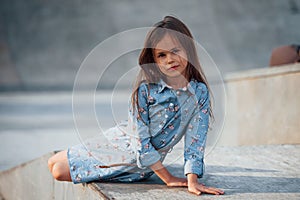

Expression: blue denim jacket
xmin=68 ymin=79 xmax=210 ymax=183
xmin=132 ymin=79 xmax=209 ymax=177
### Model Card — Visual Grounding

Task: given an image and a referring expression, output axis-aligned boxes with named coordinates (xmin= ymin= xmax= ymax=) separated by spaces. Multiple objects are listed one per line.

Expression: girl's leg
xmin=48 ymin=150 xmax=72 ymax=182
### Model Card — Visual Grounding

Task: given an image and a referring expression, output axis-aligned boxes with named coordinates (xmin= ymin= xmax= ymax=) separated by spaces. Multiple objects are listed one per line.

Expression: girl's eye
xmin=172 ymin=49 xmax=180 ymax=53
xmin=157 ymin=53 xmax=166 ymax=58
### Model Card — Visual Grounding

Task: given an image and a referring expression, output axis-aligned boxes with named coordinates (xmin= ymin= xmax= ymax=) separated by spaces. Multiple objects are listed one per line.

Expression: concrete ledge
xmin=0 ymin=152 xmax=101 ymax=200
xmin=220 ymin=64 xmax=300 ymax=145
xmin=225 ymin=64 xmax=300 ymax=82
xmin=1 ymin=145 xmax=300 ymax=199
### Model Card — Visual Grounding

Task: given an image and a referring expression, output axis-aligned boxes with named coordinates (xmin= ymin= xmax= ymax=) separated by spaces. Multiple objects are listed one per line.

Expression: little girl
xmin=48 ymin=16 xmax=224 ymax=196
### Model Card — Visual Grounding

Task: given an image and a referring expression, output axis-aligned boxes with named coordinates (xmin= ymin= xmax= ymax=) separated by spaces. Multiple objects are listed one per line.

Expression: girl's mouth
xmin=168 ymin=65 xmax=179 ymax=70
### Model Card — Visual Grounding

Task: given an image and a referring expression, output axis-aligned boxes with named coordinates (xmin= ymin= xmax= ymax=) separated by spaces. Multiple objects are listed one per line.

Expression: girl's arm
xmin=132 ymin=84 xmax=162 ymax=168
xmin=184 ymin=83 xmax=224 ymax=195
xmin=150 ymin=161 xmax=224 ymax=195
xmin=150 ymin=160 xmax=187 ymax=187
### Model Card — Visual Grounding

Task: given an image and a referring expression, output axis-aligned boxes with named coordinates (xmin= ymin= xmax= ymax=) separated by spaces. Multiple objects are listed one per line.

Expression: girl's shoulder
xmin=189 ymin=80 xmax=209 ymax=104
xmin=138 ymin=81 xmax=160 ymax=91
xmin=136 ymin=81 xmax=160 ymax=97
xmin=189 ymin=80 xmax=208 ymax=94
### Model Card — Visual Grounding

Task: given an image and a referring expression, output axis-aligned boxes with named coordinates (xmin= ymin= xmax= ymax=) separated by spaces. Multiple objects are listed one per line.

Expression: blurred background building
xmin=0 ymin=0 xmax=299 ymax=91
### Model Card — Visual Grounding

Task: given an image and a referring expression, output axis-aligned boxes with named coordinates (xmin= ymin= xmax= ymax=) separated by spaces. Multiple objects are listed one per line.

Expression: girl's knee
xmin=48 ymin=150 xmax=68 ymax=173
xmin=48 ymin=157 xmax=55 ymax=172
xmin=51 ymin=162 xmax=71 ymax=181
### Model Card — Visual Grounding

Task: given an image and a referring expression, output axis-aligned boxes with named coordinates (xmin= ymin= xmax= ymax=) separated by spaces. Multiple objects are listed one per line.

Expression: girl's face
xmin=153 ymin=34 xmax=188 ymax=79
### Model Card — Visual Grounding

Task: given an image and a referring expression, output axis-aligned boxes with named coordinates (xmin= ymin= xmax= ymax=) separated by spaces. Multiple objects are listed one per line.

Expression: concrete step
xmin=0 ymin=145 xmax=300 ymax=199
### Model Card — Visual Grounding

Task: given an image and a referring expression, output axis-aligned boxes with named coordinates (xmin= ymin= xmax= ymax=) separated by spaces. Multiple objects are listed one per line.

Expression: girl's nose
xmin=166 ymin=53 xmax=175 ymax=64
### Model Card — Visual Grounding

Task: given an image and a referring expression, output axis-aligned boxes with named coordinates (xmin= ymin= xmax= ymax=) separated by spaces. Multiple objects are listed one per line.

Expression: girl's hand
xmin=187 ymin=173 xmax=224 ymax=196
xmin=151 ymin=161 xmax=188 ymax=187
xmin=188 ymin=182 xmax=224 ymax=195
xmin=166 ymin=176 xmax=188 ymax=187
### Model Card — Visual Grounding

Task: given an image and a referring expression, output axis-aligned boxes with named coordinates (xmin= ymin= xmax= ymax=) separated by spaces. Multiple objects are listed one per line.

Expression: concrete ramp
xmin=0 ymin=152 xmax=104 ymax=199
xmin=1 ymin=145 xmax=300 ymax=199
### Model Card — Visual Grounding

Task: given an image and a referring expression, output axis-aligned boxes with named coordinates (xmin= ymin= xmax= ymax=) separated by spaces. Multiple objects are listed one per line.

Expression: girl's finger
xmin=173 ymin=182 xmax=186 ymax=187
xmin=198 ymin=186 xmax=222 ymax=195
xmin=188 ymin=188 xmax=201 ymax=196
xmin=210 ymin=188 xmax=224 ymax=194
xmin=206 ymin=187 xmax=224 ymax=195
xmin=181 ymin=181 xmax=188 ymax=187
xmin=167 ymin=181 xmax=188 ymax=187
xmin=214 ymin=189 xmax=224 ymax=194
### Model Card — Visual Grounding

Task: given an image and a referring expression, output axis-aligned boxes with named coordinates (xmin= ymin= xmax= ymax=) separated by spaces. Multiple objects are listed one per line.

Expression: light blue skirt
xmin=67 ymin=126 xmax=154 ymax=183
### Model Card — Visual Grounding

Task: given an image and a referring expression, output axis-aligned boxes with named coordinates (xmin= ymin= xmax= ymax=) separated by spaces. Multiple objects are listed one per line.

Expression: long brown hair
xmin=131 ymin=16 xmax=212 ymax=118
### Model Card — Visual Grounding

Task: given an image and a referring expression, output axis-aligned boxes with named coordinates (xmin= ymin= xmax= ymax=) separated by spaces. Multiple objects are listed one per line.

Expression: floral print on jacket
xmin=68 ymin=79 xmax=210 ymax=183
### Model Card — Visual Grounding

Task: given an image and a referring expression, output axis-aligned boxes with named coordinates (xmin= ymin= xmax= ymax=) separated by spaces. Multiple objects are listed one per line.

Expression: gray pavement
xmin=90 ymin=144 xmax=300 ymax=199
xmin=1 ymin=144 xmax=299 ymax=199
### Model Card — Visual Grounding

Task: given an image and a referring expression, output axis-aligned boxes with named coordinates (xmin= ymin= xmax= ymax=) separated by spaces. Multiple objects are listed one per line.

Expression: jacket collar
xmin=157 ymin=79 xmax=196 ymax=95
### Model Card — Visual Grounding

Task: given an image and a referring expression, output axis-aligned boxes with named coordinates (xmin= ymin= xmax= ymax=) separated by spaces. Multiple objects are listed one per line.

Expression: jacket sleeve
xmin=184 ymin=83 xmax=210 ymax=177
xmin=131 ymin=84 xmax=161 ymax=169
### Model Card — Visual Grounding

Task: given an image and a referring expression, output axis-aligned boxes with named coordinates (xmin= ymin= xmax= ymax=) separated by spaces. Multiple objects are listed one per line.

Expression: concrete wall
xmin=219 ymin=64 xmax=300 ymax=146
xmin=0 ymin=153 xmax=105 ymax=200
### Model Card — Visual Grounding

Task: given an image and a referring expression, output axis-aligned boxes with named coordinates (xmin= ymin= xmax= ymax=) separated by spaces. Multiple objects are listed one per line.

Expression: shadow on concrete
xmin=205 ymin=165 xmax=278 ymax=173
xmin=95 ymin=164 xmax=300 ymax=196
xmin=202 ymin=165 xmax=300 ymax=195
xmin=204 ymin=174 xmax=300 ymax=195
